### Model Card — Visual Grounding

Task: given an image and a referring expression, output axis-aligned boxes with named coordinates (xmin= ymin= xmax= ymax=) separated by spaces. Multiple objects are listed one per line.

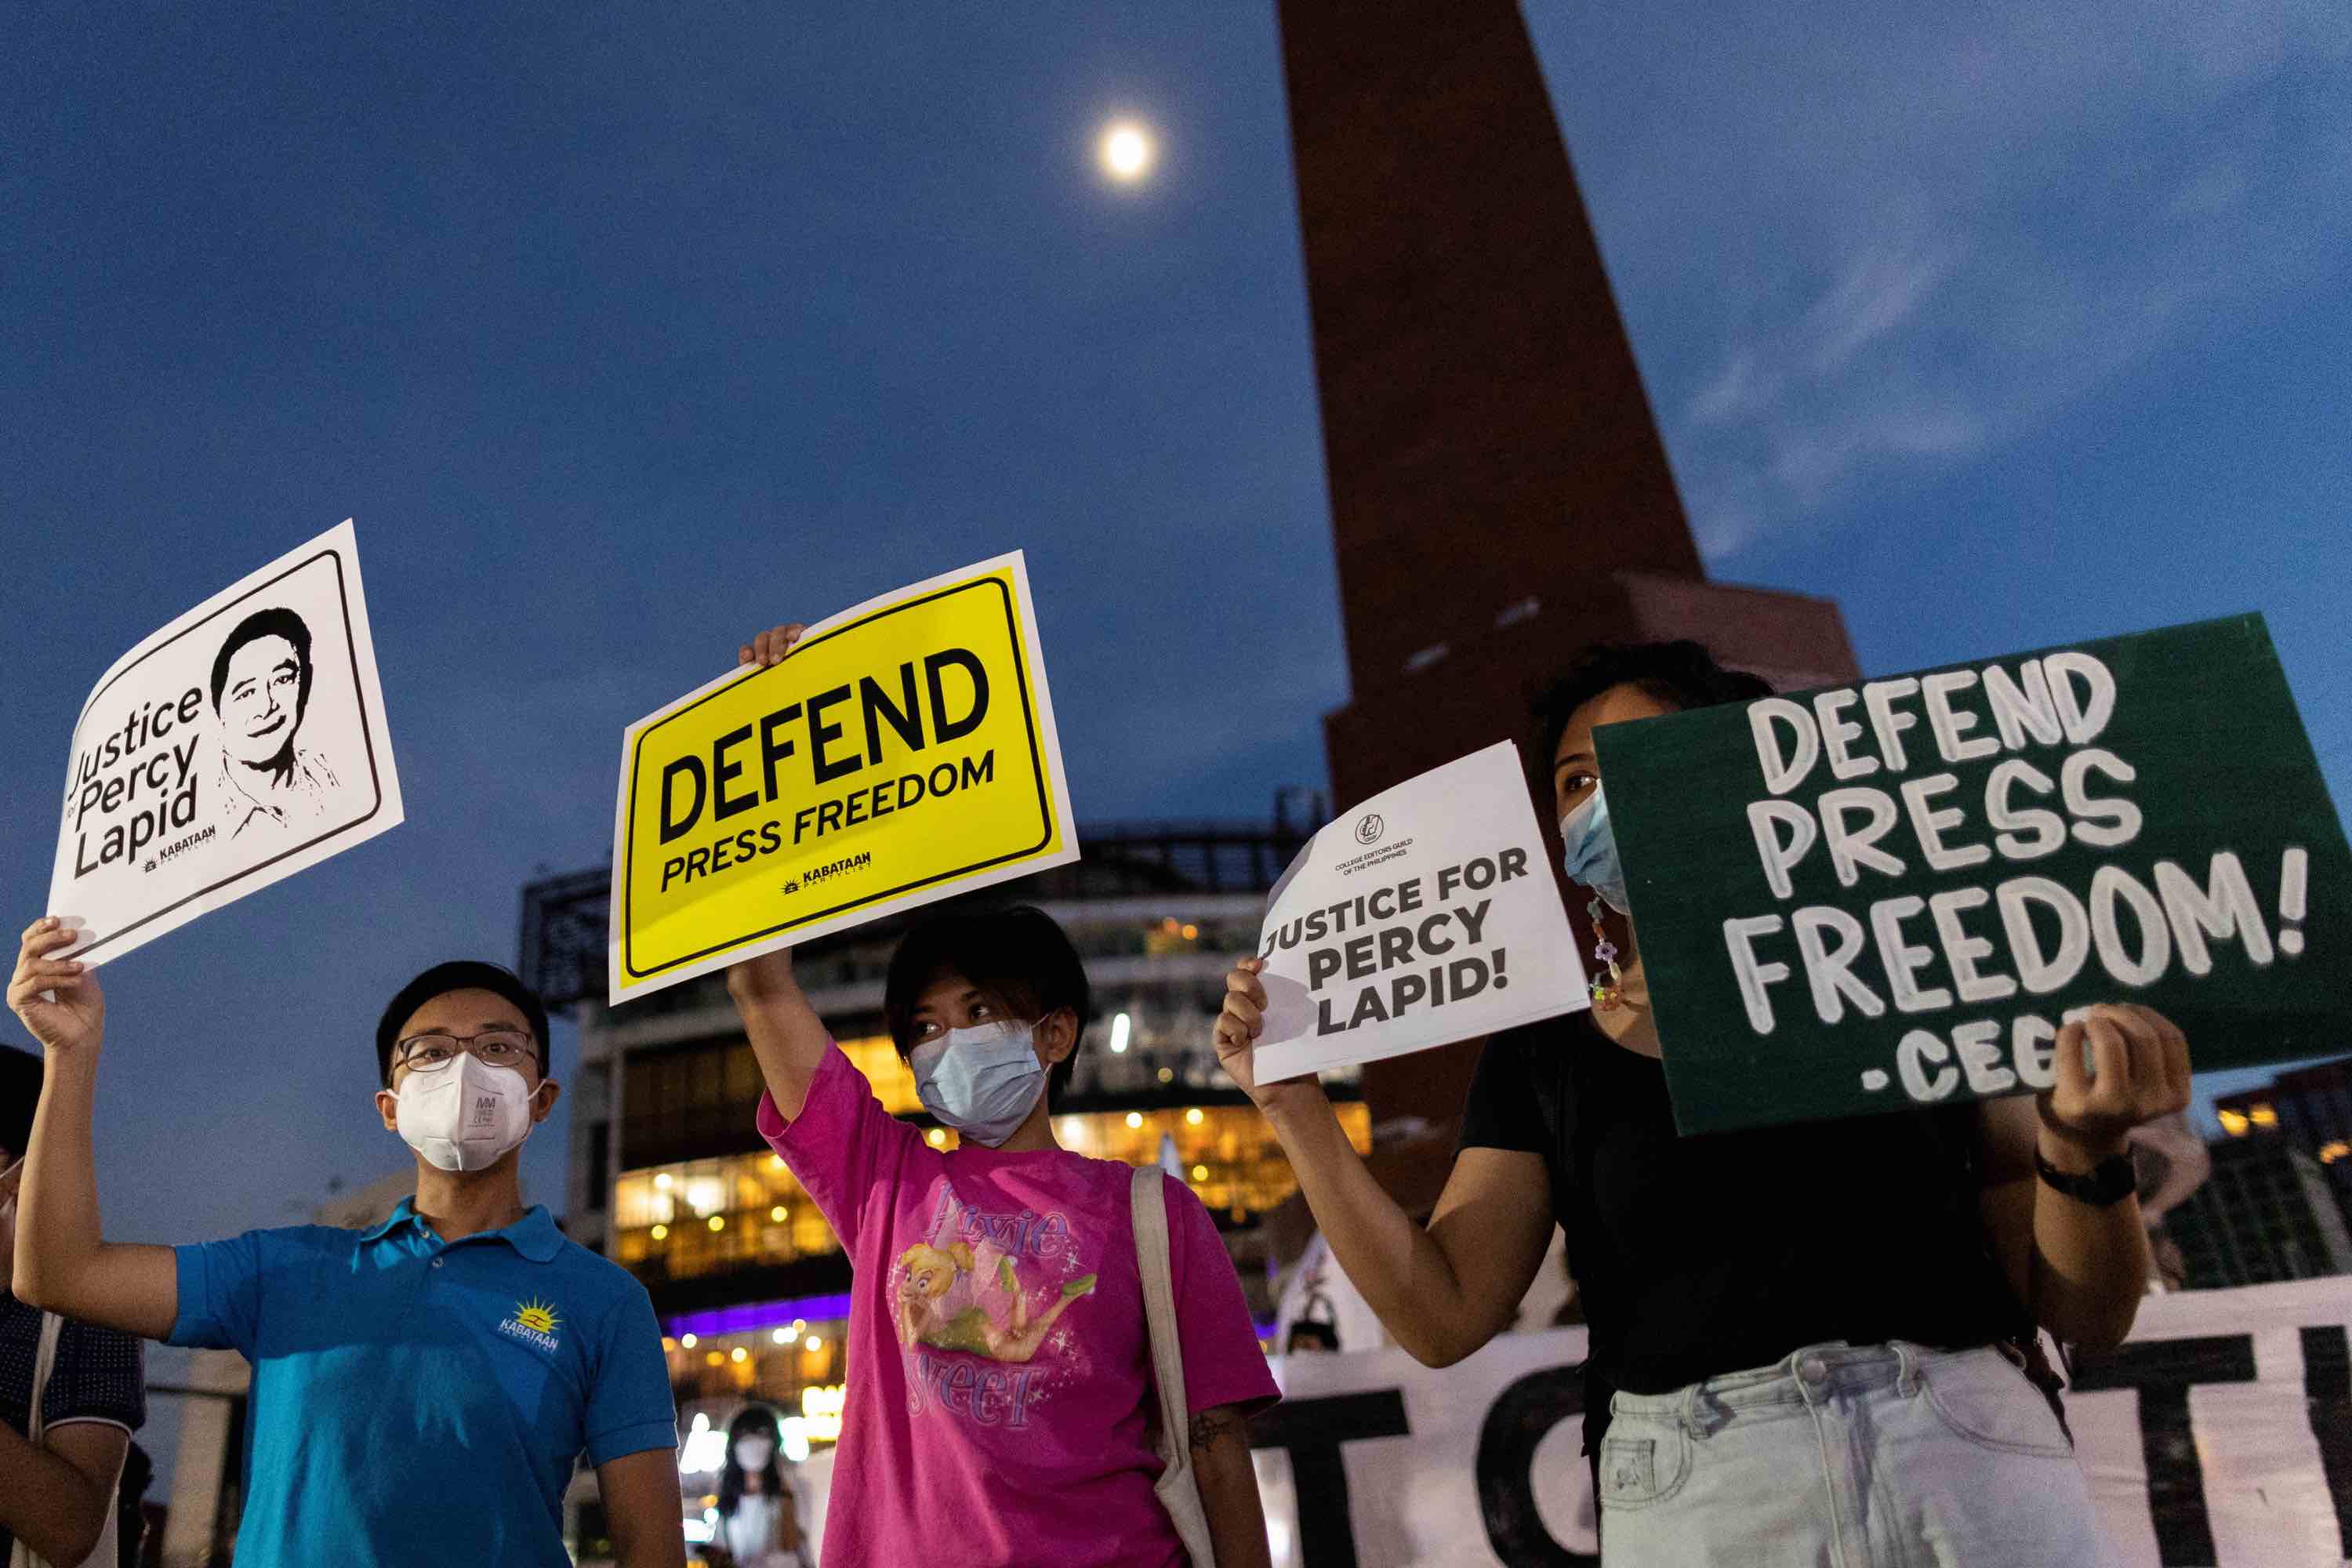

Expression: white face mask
xmin=734 ymin=1436 xmax=775 ymax=1471
xmin=395 ymin=1054 xmax=539 ymax=1173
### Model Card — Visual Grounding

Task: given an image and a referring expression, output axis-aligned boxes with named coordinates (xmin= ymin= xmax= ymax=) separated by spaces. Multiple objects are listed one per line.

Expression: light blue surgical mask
xmin=910 ymin=1019 xmax=1048 ymax=1147
xmin=1559 ymin=782 xmax=1630 ymax=914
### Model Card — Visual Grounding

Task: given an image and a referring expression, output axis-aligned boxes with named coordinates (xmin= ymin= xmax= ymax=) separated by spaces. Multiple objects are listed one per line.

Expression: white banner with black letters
xmin=1237 ymin=1277 xmax=2352 ymax=1567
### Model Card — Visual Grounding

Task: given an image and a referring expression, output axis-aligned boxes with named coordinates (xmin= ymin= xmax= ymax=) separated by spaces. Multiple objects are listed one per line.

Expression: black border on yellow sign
xmin=621 ymin=574 xmax=1056 ymax=981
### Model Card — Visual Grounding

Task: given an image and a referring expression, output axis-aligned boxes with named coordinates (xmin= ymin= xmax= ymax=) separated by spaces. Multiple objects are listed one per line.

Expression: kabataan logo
xmin=784 ymin=850 xmax=873 ymax=895
xmin=499 ymin=1297 xmax=562 ymax=1353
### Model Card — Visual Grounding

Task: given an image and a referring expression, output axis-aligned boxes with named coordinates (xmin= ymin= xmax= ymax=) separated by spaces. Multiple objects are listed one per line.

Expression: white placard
xmin=1251 ymin=741 xmax=1588 ymax=1083
xmin=788 ymin=1279 xmax=2352 ymax=1564
xmin=46 ymin=520 xmax=403 ymax=965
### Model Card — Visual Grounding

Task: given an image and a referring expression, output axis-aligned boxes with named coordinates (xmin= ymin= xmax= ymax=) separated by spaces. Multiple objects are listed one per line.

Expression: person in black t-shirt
xmin=1214 ymin=641 xmax=2191 ymax=1565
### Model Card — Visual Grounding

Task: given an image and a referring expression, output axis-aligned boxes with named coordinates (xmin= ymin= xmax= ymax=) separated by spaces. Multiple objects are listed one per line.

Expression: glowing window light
xmin=1109 ymin=1012 xmax=1131 ymax=1054
xmin=799 ymin=1384 xmax=847 ymax=1442
xmin=678 ymin=1423 xmax=728 ymax=1475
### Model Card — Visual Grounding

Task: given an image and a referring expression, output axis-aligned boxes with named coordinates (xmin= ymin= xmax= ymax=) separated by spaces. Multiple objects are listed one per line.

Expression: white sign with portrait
xmin=45 ymin=519 xmax=404 ymax=966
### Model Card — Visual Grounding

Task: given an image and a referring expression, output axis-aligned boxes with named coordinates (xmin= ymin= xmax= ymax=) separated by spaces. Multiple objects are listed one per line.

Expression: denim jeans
xmin=1599 ymin=1341 xmax=2111 ymax=1566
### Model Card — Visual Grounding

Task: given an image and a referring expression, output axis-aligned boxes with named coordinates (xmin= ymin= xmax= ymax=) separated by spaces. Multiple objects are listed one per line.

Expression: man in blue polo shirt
xmin=9 ymin=919 xmax=689 ymax=1568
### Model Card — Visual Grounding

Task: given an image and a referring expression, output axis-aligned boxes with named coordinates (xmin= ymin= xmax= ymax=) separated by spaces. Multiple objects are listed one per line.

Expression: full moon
xmin=1099 ymin=122 xmax=1155 ymax=183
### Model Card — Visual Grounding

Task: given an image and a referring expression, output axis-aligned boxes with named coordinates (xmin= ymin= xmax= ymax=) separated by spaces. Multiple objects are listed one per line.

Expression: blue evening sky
xmin=4 ymin=0 xmax=2346 ymax=1393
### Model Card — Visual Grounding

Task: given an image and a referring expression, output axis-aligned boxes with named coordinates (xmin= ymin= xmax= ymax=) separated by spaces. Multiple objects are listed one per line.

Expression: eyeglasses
xmin=395 ymin=1028 xmax=540 ymax=1075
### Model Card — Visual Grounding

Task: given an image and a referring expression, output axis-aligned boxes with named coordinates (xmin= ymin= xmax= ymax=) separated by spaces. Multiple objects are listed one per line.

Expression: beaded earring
xmin=1587 ymin=895 xmax=1624 ymax=1011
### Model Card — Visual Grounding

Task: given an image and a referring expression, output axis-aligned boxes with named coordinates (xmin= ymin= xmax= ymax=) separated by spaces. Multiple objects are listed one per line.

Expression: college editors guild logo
xmin=499 ymin=1298 xmax=563 ymax=1353
xmin=1354 ymin=813 xmax=1385 ymax=846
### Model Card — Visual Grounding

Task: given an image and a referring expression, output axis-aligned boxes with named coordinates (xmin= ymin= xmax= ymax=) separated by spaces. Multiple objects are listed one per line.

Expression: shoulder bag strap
xmin=1131 ymin=1165 xmax=1189 ymax=1460
xmin=26 ymin=1309 xmax=64 ymax=1447
xmin=1131 ymin=1166 xmax=1218 ymax=1566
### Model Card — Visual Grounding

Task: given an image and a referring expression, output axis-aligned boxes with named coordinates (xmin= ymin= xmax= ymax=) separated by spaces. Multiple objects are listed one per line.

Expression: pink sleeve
xmin=1163 ymin=1178 xmax=1281 ymax=1418
xmin=755 ymin=1045 xmax=921 ymax=1254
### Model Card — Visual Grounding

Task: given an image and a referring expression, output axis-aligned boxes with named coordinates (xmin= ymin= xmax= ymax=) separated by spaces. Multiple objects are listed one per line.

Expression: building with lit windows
xmin=2201 ymin=1058 xmax=2352 ymax=1268
xmin=517 ymin=819 xmax=1367 ymax=1475
xmin=2165 ymin=1134 xmax=2352 ymax=1290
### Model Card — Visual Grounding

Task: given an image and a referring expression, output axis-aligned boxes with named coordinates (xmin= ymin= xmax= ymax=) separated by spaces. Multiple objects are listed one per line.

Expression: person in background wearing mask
xmin=724 ymin=622 xmax=1275 ymax=1568
xmin=6 ymin=931 xmax=688 ymax=1568
xmin=3 ymin=1041 xmax=145 ymax=1568
xmin=708 ymin=1406 xmax=808 ymax=1568
xmin=1214 ymin=641 xmax=2194 ymax=1565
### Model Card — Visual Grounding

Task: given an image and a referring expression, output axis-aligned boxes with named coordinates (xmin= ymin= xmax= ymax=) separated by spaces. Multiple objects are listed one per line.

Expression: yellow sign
xmin=608 ymin=552 xmax=1076 ymax=1002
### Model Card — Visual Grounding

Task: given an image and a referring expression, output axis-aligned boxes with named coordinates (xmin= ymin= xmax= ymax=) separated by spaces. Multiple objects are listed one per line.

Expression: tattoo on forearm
xmin=1189 ymin=1406 xmax=1245 ymax=1450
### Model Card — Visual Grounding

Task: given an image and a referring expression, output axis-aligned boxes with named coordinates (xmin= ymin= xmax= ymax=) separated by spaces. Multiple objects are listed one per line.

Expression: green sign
xmin=1598 ymin=614 xmax=2352 ymax=1135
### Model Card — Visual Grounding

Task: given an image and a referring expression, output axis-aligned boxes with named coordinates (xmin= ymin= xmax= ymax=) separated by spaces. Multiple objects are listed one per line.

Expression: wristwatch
xmin=2034 ymin=1146 xmax=2137 ymax=1207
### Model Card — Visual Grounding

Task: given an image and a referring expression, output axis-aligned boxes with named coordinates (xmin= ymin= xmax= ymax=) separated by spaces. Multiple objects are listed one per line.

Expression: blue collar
xmin=358 ymin=1197 xmax=565 ymax=1264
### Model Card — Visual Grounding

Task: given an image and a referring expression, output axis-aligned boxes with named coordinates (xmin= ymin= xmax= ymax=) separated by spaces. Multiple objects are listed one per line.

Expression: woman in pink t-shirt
xmin=723 ymin=622 xmax=1278 ymax=1568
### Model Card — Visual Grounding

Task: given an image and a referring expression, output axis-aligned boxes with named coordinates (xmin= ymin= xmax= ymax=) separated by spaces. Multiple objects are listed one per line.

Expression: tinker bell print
xmin=895 ymin=1237 xmax=1097 ymax=1363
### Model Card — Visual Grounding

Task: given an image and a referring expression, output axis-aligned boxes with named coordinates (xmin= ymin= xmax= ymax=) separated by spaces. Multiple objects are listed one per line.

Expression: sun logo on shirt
xmin=499 ymin=1298 xmax=564 ymax=1352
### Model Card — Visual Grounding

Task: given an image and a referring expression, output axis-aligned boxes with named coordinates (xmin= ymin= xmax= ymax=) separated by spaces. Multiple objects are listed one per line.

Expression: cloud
xmin=1530 ymin=0 xmax=2352 ymax=558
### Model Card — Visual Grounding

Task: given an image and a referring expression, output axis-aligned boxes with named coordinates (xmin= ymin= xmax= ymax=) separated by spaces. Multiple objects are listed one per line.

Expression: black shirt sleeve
xmin=1457 ymin=1031 xmax=1547 ymax=1153
xmin=42 ymin=1317 xmax=147 ymax=1433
